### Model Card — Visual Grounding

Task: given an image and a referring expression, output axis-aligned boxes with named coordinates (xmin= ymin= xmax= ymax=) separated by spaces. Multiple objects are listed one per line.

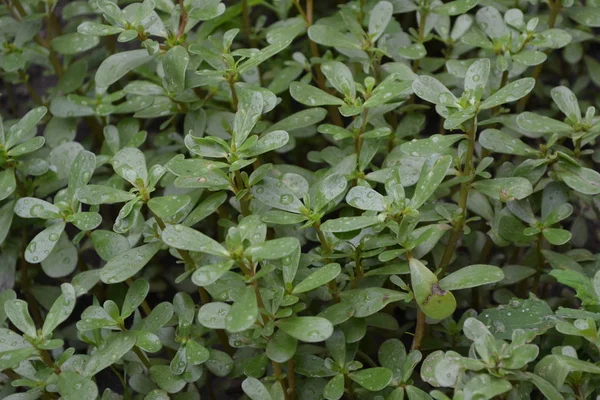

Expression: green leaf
xmin=478 ymin=129 xmax=538 ymax=155
xmin=321 ymin=61 xmax=356 ymax=99
xmin=40 ymin=233 xmax=77 ymax=278
xmin=307 ymin=25 xmax=361 ymax=49
xmin=225 ymin=286 xmax=257 ymax=333
xmin=293 ymin=263 xmax=341 ymax=294
xmin=162 ymin=45 xmax=188 ymax=93
xmin=233 ymin=89 xmax=263 ymax=149
xmin=368 ymin=1 xmax=393 ymax=41
xmin=568 ymin=6 xmax=600 ymax=27
xmin=6 ymin=137 xmax=45 ymax=157
xmin=14 ymin=197 xmax=60 ymax=219
xmin=5 ymin=299 xmax=36 ymax=337
xmin=349 ymin=368 xmax=393 ymax=391
xmin=42 ymin=283 xmax=76 ymax=337
xmin=25 ymin=221 xmax=66 ymax=264
xmin=78 ymin=21 xmax=125 ymax=36
xmin=51 ymin=33 xmax=99 ymax=55
xmin=477 ymin=295 xmax=555 ymax=340
xmin=472 ymin=177 xmax=533 ymax=201
xmin=536 ymin=355 xmax=600 ymax=389
xmin=198 ymin=302 xmax=231 ymax=329
xmin=463 ymin=374 xmax=512 ymax=399
xmin=290 ymin=82 xmax=345 ymax=106
xmin=412 ymin=76 xmax=458 ymax=107
xmin=122 ymin=279 xmax=149 ymax=318
xmin=551 ymin=86 xmax=581 ymax=123
xmin=99 ymin=242 xmax=162 ymax=283
xmin=476 ymin=6 xmax=507 ymax=39
xmin=69 ymin=212 xmax=102 ymax=231
xmin=241 ymin=130 xmax=289 ymax=157
xmin=192 ymin=260 xmax=234 ymax=286
xmin=58 ymin=372 xmax=99 ymax=400
xmin=513 ymin=50 xmax=547 ymax=66
xmin=148 ymin=195 xmax=191 ymax=220
xmin=268 ymin=108 xmax=327 ymax=132
xmin=162 ymin=224 xmax=229 ymax=257
xmin=77 ymin=185 xmax=136 ymax=204
xmin=97 ymin=0 xmax=127 ymax=26
xmin=554 ymin=161 xmax=600 ymax=195
xmin=189 ymin=0 xmax=225 ymax=20
xmin=409 ymin=258 xmax=456 ymax=320
xmin=439 ymin=265 xmax=504 ymax=290
xmin=246 ymin=237 xmax=300 ymax=261
xmin=542 ymin=228 xmax=571 ymax=245
xmin=549 ymin=270 xmax=596 ymax=305
xmin=323 ymin=374 xmax=345 ymax=400
xmin=321 ymin=216 xmax=381 ymax=232
xmin=183 ymin=192 xmax=227 ymax=226
xmin=67 ymin=150 xmax=96 ymax=202
xmin=0 ymin=169 xmax=16 ymax=201
xmin=346 ymin=186 xmax=386 ymax=211
xmin=112 ymin=147 xmax=147 ymax=187
xmin=251 ymin=177 xmax=304 ymax=213
xmin=542 ymin=249 xmax=583 ymax=273
xmin=480 ymin=78 xmax=535 ymax=110
xmin=91 ymin=230 xmax=131 ymax=261
xmin=242 ymin=377 xmax=272 ymax=400
xmin=464 ymin=58 xmax=490 ymax=96
xmin=6 ymin=106 xmax=47 ymax=149
xmin=433 ymin=0 xmax=480 ymax=15
xmin=410 ymin=155 xmax=452 ymax=209
xmin=83 ymin=333 xmax=136 ymax=377
xmin=518 ymin=372 xmax=563 ymax=400
xmin=277 ymin=317 xmax=333 ymax=342
xmin=150 ymin=365 xmax=186 ymax=393
xmin=266 ymin=330 xmax=297 ymax=363
xmin=0 ymin=201 xmax=14 ymax=246
xmin=339 ymin=288 xmax=408 ymax=317
xmin=399 ymin=134 xmax=463 ymax=157
xmin=96 ymin=49 xmax=154 ymax=88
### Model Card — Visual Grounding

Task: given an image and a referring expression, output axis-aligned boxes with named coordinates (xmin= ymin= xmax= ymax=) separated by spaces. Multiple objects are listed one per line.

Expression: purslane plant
xmin=1 ymin=0 xmax=600 ymax=399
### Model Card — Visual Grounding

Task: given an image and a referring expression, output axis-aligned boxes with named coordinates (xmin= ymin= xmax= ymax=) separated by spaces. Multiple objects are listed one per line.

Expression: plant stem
xmin=177 ymin=0 xmax=188 ymax=39
xmin=229 ymin=78 xmax=239 ymax=110
xmin=314 ymin=221 xmax=340 ymax=301
xmin=133 ymin=345 xmax=152 ymax=369
xmin=355 ymin=109 xmax=369 ymax=170
xmin=412 ymin=9 xmax=428 ymax=72
xmin=302 ymin=0 xmax=344 ymax=127
xmin=19 ymin=71 xmax=43 ymax=105
xmin=242 ymin=0 xmax=255 ymax=47
xmin=287 ymin=359 xmax=296 ymax=398
xmin=533 ymin=233 xmax=545 ymax=296
xmin=234 ymin=170 xmax=250 ymax=216
xmin=411 ymin=309 xmax=426 ymax=350
xmin=438 ymin=117 xmax=477 ymax=277
xmin=357 ymin=350 xmax=378 ymax=367
xmin=516 ymin=0 xmax=561 ymax=112
xmin=271 ymin=361 xmax=289 ymax=399
xmin=39 ymin=348 xmax=61 ymax=374
xmin=152 ymin=211 xmax=233 ymax=354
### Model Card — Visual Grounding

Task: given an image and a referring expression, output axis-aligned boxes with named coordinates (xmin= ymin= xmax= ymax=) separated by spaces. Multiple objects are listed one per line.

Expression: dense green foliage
xmin=1 ymin=0 xmax=600 ymax=398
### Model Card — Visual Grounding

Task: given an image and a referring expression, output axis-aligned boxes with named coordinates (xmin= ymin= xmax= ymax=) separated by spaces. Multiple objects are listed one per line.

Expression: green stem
xmin=532 ymin=233 xmax=545 ymax=296
xmin=412 ymin=9 xmax=428 ymax=72
xmin=355 ymin=109 xmax=369 ymax=174
xmin=411 ymin=309 xmax=426 ymax=351
xmin=516 ymin=0 xmax=561 ymax=112
xmin=133 ymin=345 xmax=152 ymax=369
xmin=438 ymin=117 xmax=477 ymax=277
